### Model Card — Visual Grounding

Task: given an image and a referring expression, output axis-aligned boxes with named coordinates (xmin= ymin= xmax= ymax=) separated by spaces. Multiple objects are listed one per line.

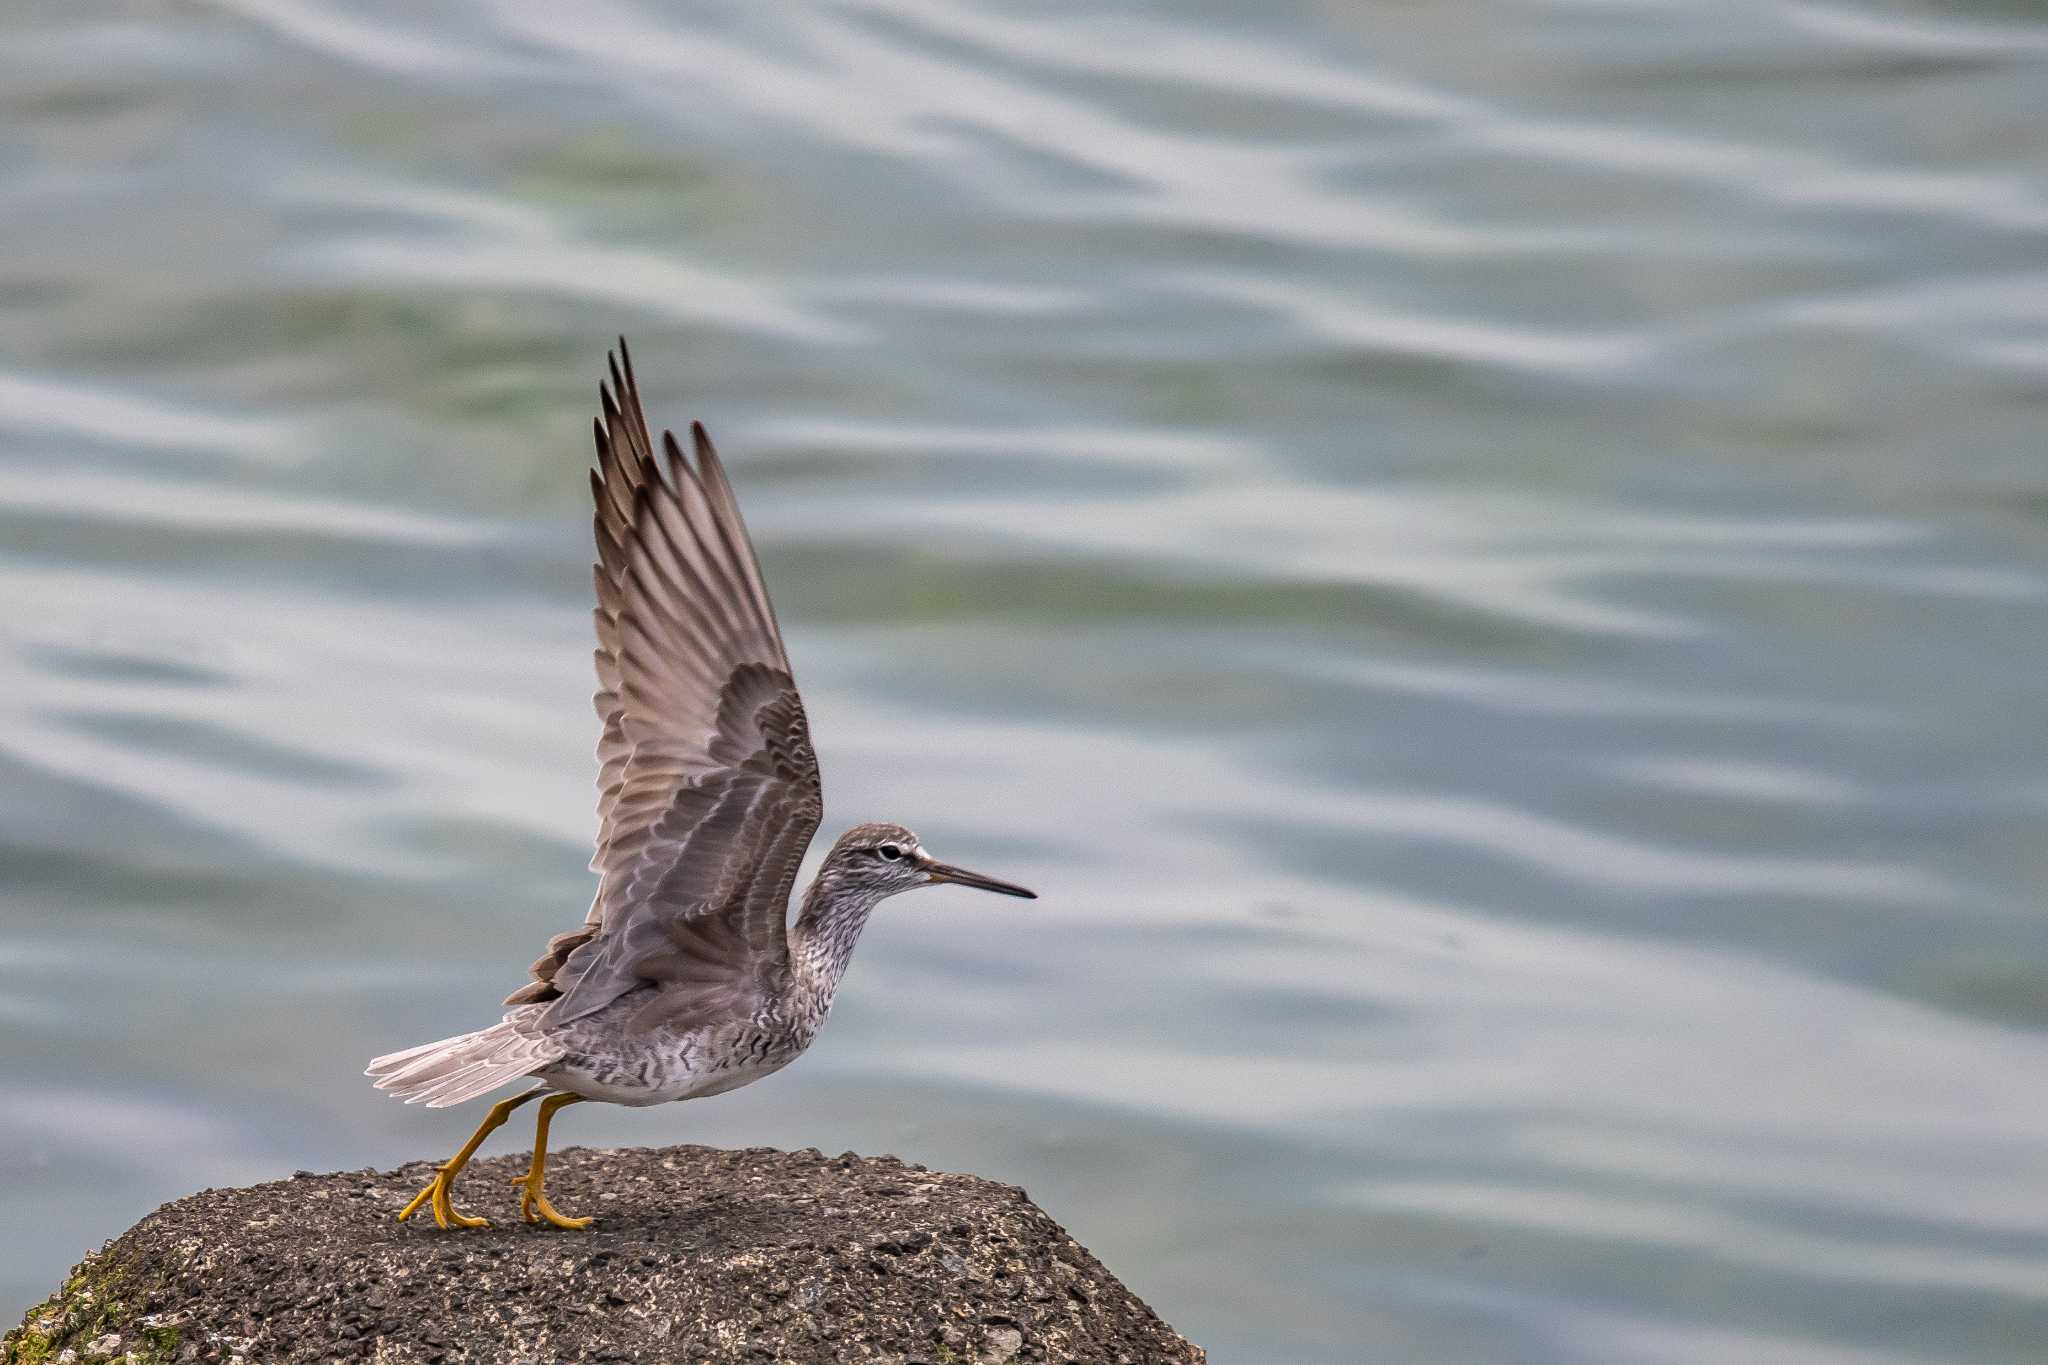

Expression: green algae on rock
xmin=4 ymin=1145 xmax=1204 ymax=1364
xmin=6 ymin=1256 xmax=190 ymax=1365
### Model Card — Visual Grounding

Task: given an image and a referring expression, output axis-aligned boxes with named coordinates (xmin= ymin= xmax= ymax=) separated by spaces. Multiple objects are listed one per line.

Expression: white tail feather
xmin=365 ymin=1020 xmax=564 ymax=1108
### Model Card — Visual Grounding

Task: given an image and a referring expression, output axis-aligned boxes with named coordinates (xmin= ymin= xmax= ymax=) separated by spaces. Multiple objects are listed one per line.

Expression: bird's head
xmin=818 ymin=821 xmax=1036 ymax=904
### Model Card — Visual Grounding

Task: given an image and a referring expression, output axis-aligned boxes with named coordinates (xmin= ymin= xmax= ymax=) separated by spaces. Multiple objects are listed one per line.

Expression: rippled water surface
xmin=6 ymin=2 xmax=2048 ymax=1361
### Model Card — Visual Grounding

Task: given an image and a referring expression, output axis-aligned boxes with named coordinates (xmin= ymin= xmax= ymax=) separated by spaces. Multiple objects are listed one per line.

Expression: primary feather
xmin=504 ymin=340 xmax=823 ymax=1035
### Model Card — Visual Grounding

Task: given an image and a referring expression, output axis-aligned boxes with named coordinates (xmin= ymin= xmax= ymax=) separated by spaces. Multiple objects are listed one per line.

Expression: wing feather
xmin=506 ymin=340 xmax=822 ymax=1028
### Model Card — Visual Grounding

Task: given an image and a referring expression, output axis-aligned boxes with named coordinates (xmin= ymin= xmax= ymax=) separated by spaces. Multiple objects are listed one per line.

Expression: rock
xmin=3 ymin=1145 xmax=1204 ymax=1364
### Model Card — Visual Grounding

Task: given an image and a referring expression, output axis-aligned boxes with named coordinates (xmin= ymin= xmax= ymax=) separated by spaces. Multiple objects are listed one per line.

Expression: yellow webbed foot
xmin=512 ymin=1171 xmax=594 ymax=1230
xmin=398 ymin=1165 xmax=489 ymax=1229
xmin=394 ymin=1091 xmax=542 ymax=1230
xmin=507 ymin=1091 xmax=591 ymax=1229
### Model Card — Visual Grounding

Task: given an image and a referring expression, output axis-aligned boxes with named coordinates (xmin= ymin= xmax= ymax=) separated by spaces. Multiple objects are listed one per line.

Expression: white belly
xmin=538 ymin=1049 xmax=797 ymax=1107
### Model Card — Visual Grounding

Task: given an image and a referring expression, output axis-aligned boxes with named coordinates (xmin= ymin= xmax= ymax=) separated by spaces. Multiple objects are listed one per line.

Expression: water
xmin=4 ymin=1 xmax=2047 ymax=1360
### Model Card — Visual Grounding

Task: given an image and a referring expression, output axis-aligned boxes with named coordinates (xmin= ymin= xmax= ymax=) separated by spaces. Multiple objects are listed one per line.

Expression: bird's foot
xmin=512 ymin=1171 xmax=593 ymax=1230
xmin=398 ymin=1164 xmax=490 ymax=1230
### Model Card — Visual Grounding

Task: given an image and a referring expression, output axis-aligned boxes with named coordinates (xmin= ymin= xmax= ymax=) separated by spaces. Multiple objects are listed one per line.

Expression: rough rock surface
xmin=5 ymin=1145 xmax=1203 ymax=1365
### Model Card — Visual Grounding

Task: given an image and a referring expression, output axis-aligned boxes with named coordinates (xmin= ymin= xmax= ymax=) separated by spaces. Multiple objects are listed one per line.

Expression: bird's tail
xmin=365 ymin=1017 xmax=565 ymax=1108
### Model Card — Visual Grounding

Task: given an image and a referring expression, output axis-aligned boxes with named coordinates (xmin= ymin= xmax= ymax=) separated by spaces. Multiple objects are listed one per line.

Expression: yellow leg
xmin=510 ymin=1093 xmax=592 ymax=1230
xmin=397 ymin=1090 xmax=542 ymax=1230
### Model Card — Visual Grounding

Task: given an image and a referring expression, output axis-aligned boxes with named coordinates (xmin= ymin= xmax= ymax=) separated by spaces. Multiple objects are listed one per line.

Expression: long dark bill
xmin=922 ymin=860 xmax=1037 ymax=899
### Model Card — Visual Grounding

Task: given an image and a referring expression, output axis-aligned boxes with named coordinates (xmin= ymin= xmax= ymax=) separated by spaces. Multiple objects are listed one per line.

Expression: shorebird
xmin=366 ymin=341 xmax=1034 ymax=1230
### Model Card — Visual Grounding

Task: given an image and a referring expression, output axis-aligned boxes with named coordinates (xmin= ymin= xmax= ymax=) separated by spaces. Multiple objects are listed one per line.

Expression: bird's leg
xmin=397 ymin=1089 xmax=542 ymax=1229
xmin=510 ymin=1092 xmax=591 ymax=1230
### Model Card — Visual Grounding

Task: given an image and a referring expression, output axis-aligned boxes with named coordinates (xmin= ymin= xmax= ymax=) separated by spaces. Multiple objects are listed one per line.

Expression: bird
xmin=365 ymin=340 xmax=1035 ymax=1231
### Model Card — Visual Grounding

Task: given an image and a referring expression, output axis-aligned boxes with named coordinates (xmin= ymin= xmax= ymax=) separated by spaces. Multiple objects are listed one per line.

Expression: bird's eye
xmin=876 ymin=843 xmax=903 ymax=861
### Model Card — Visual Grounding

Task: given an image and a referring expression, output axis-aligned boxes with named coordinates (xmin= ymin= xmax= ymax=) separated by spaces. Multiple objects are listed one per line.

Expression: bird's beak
xmin=920 ymin=857 xmax=1036 ymax=899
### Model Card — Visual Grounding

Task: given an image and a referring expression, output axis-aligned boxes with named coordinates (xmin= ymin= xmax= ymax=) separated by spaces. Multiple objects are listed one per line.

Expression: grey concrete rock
xmin=4 ymin=1145 xmax=1203 ymax=1365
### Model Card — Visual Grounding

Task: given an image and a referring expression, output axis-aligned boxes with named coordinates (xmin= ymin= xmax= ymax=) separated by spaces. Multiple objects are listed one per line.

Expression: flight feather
xmin=506 ymin=340 xmax=822 ymax=1031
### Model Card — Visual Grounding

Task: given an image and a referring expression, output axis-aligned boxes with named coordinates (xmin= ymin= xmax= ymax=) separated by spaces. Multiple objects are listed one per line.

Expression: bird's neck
xmin=790 ymin=877 xmax=888 ymax=995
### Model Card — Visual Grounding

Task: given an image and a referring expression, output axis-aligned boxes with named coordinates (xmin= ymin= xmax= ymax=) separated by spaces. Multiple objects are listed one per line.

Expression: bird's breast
xmin=537 ymin=1010 xmax=821 ymax=1107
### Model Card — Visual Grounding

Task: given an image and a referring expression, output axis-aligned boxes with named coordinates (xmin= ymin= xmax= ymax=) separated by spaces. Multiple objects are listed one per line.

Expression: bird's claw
xmin=511 ymin=1172 xmax=593 ymax=1230
xmin=398 ymin=1165 xmax=490 ymax=1230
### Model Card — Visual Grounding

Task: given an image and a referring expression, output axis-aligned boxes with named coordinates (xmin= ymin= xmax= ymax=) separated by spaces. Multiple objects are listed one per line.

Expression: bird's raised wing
xmin=506 ymin=341 xmax=822 ymax=1031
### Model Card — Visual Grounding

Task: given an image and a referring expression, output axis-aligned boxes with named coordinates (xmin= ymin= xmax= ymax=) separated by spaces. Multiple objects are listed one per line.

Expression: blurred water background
xmin=4 ymin=1 xmax=2048 ymax=1361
